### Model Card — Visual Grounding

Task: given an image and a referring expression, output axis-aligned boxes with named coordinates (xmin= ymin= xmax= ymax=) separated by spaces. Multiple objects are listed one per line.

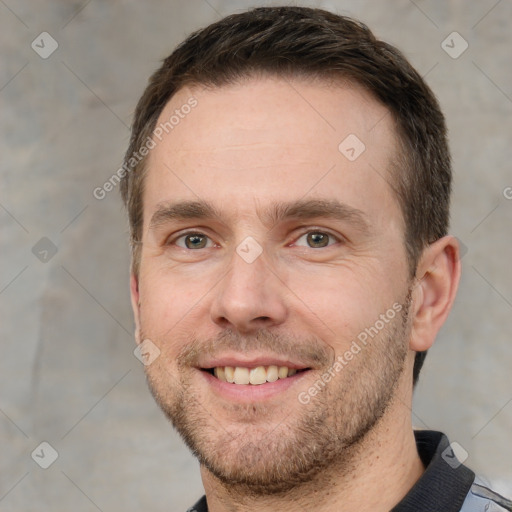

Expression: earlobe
xmin=409 ymin=236 xmax=461 ymax=353
xmin=130 ymin=273 xmax=142 ymax=345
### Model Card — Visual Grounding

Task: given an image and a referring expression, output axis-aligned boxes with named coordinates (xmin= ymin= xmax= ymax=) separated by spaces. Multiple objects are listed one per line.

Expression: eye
xmin=294 ymin=230 xmax=339 ymax=248
xmin=173 ymin=232 xmax=215 ymax=250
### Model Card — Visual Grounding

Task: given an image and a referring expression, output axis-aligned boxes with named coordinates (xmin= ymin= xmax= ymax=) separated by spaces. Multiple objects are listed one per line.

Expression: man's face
xmin=132 ymin=77 xmax=414 ymax=492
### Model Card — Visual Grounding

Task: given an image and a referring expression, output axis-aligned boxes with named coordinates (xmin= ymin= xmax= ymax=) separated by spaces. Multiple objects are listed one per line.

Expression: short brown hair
xmin=120 ymin=6 xmax=452 ymax=386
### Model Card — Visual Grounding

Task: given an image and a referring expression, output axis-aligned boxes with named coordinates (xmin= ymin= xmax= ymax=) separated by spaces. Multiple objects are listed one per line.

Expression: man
xmin=120 ymin=6 xmax=512 ymax=512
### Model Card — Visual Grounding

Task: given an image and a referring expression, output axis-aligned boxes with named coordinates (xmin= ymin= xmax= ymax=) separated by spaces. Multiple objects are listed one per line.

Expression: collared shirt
xmin=186 ymin=430 xmax=512 ymax=512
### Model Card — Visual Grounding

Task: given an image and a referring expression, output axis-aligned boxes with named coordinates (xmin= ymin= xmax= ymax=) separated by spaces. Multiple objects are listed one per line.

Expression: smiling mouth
xmin=202 ymin=365 xmax=310 ymax=385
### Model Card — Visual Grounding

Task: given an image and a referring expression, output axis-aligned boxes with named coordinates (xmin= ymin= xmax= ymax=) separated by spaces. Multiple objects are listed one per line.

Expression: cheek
xmin=289 ymin=265 xmax=400 ymax=346
xmin=138 ymin=270 xmax=207 ymax=338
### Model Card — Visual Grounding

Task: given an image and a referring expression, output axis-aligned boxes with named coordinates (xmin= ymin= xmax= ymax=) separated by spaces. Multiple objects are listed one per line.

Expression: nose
xmin=210 ymin=246 xmax=288 ymax=333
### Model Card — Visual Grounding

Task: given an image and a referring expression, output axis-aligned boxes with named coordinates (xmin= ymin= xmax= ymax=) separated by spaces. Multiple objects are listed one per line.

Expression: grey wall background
xmin=1 ymin=1 xmax=511 ymax=510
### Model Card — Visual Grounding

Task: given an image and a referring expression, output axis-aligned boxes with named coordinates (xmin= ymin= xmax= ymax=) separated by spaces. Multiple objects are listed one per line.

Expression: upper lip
xmin=198 ymin=354 xmax=312 ymax=370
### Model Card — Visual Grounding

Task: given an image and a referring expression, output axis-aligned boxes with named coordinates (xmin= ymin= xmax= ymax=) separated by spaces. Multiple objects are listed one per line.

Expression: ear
xmin=130 ymin=273 xmax=142 ymax=346
xmin=409 ymin=236 xmax=461 ymax=352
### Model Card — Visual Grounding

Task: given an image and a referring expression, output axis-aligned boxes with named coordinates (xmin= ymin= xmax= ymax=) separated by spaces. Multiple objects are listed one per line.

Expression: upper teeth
xmin=213 ymin=366 xmax=298 ymax=385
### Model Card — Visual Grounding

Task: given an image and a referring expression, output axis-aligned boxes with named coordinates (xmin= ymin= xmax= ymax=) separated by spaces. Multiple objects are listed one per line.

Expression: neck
xmin=201 ymin=393 xmax=425 ymax=512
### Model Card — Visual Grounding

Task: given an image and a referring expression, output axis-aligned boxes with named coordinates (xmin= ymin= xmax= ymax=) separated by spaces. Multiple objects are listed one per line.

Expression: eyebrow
xmin=149 ymin=198 xmax=371 ymax=233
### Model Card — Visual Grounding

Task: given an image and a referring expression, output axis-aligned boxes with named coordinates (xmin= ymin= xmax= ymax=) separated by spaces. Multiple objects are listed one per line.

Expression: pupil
xmin=308 ymin=232 xmax=328 ymax=247
xmin=186 ymin=234 xmax=206 ymax=249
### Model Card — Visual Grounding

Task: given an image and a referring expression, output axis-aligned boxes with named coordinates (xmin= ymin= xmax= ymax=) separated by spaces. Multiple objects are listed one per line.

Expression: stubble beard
xmin=141 ymin=291 xmax=412 ymax=496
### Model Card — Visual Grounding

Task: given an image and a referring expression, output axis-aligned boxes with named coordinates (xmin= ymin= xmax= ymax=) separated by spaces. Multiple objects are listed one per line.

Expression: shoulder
xmin=460 ymin=481 xmax=512 ymax=511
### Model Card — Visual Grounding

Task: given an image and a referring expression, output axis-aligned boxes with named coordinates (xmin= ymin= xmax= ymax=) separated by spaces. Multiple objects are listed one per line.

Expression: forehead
xmin=143 ymin=76 xmax=400 ymax=228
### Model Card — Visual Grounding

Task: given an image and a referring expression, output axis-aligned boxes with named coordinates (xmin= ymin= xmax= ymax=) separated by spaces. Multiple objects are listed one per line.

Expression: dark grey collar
xmin=391 ymin=430 xmax=474 ymax=512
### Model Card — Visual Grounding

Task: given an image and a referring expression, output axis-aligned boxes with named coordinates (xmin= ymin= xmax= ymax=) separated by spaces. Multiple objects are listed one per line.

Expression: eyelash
xmin=167 ymin=229 xmax=342 ymax=250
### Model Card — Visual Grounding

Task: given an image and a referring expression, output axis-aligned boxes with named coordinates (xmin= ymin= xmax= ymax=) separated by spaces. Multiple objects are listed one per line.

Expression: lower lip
xmin=199 ymin=369 xmax=311 ymax=402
